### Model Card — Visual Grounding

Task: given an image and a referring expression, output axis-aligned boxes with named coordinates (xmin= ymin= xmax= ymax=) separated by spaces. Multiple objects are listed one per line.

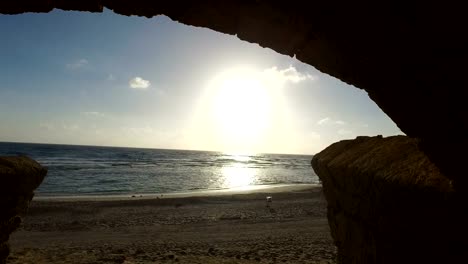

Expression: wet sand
xmin=8 ymin=185 xmax=336 ymax=263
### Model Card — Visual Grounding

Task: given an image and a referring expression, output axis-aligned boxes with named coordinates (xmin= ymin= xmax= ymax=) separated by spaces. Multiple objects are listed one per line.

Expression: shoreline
xmin=10 ymin=184 xmax=335 ymax=263
xmin=33 ymin=183 xmax=321 ymax=202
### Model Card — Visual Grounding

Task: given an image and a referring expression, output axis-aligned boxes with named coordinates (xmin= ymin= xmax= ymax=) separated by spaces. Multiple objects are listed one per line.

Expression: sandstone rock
xmin=312 ymin=135 xmax=467 ymax=264
xmin=0 ymin=156 xmax=47 ymax=264
xmin=0 ymin=157 xmax=47 ymax=194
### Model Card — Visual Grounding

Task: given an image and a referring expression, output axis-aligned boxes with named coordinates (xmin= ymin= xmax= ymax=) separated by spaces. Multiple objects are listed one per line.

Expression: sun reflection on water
xmin=221 ymin=163 xmax=256 ymax=189
xmin=230 ymin=154 xmax=251 ymax=162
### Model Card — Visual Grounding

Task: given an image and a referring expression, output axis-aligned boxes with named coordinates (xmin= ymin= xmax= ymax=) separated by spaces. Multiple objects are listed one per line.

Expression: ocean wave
xmin=111 ymin=163 xmax=132 ymax=167
xmin=1 ymin=142 xmax=318 ymax=196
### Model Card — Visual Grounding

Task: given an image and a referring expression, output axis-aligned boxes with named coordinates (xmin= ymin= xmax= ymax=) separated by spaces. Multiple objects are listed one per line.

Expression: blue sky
xmin=0 ymin=9 xmax=402 ymax=154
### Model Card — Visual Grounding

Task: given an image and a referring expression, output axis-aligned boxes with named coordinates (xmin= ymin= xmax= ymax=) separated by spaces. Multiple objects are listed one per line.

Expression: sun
xmin=206 ymin=67 xmax=272 ymax=153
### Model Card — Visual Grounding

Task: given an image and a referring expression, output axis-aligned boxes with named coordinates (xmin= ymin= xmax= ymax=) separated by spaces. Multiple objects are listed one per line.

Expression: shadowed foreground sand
xmin=9 ymin=186 xmax=336 ymax=263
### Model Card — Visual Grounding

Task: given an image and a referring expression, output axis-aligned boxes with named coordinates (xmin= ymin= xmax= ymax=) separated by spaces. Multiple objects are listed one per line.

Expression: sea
xmin=0 ymin=142 xmax=319 ymax=197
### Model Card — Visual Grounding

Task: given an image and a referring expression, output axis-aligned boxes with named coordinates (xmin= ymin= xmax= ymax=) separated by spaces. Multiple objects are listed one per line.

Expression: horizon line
xmin=0 ymin=140 xmax=316 ymax=156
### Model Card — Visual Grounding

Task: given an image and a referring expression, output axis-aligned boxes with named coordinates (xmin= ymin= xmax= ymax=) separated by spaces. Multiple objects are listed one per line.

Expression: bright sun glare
xmin=208 ymin=67 xmax=272 ymax=153
xmin=189 ymin=66 xmax=286 ymax=154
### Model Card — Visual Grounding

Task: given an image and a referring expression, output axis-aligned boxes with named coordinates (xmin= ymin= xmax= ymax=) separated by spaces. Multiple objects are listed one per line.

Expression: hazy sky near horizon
xmin=0 ymin=9 xmax=402 ymax=154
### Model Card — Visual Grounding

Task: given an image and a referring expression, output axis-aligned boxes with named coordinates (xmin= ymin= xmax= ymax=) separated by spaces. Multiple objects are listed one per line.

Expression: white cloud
xmin=81 ymin=111 xmax=105 ymax=117
xmin=62 ymin=124 xmax=79 ymax=131
xmin=263 ymin=65 xmax=315 ymax=84
xmin=122 ymin=126 xmax=154 ymax=135
xmin=317 ymin=117 xmax=346 ymax=126
xmin=129 ymin=77 xmax=151 ymax=89
xmin=40 ymin=122 xmax=79 ymax=131
xmin=39 ymin=122 xmax=56 ymax=131
xmin=107 ymin=74 xmax=115 ymax=81
xmin=334 ymin=120 xmax=346 ymax=125
xmin=317 ymin=117 xmax=331 ymax=125
xmin=338 ymin=129 xmax=353 ymax=135
xmin=66 ymin=59 xmax=88 ymax=69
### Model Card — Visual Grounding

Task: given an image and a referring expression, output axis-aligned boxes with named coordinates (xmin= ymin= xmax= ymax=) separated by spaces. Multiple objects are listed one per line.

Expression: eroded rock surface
xmin=312 ymin=135 xmax=467 ymax=264
xmin=0 ymin=157 xmax=46 ymax=264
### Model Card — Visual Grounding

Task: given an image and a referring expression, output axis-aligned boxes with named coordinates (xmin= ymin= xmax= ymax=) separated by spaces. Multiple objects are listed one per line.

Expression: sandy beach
xmin=8 ymin=185 xmax=336 ymax=263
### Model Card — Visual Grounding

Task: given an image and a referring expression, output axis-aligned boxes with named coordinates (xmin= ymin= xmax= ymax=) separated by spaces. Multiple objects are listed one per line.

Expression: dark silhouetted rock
xmin=312 ymin=135 xmax=468 ymax=264
xmin=0 ymin=156 xmax=46 ymax=264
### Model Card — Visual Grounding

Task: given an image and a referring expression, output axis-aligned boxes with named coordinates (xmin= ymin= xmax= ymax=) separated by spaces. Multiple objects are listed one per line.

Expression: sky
xmin=0 ymin=9 xmax=402 ymax=155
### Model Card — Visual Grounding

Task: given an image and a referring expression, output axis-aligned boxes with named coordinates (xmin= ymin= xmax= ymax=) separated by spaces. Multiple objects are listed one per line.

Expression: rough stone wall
xmin=0 ymin=1 xmax=467 ymax=188
xmin=0 ymin=157 xmax=47 ymax=264
xmin=312 ymin=135 xmax=467 ymax=263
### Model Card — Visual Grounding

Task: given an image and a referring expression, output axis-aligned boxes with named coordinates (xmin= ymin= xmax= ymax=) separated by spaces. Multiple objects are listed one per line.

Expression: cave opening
xmin=0 ymin=8 xmax=401 ymax=195
xmin=3 ymin=2 xmax=467 ymax=263
xmin=0 ymin=7 xmax=403 ymax=264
